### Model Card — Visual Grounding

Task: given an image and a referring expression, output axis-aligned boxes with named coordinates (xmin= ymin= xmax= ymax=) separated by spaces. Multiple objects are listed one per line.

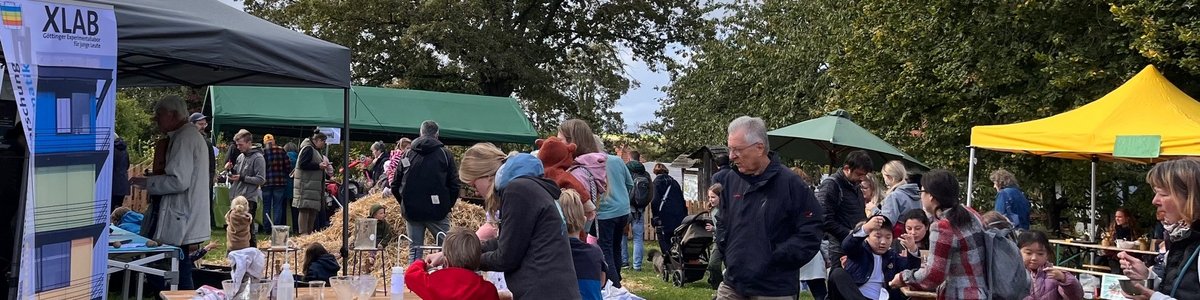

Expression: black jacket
xmin=651 ymin=174 xmax=687 ymax=231
xmin=715 ymin=154 xmax=824 ymax=297
xmin=302 ymin=254 xmax=341 ymax=284
xmin=390 ymin=136 xmax=461 ymax=222
xmin=112 ymin=137 xmax=130 ymax=197
xmin=1158 ymin=223 xmax=1200 ymax=297
xmin=818 ymin=171 xmax=866 ymax=242
xmin=842 ymin=225 xmax=921 ymax=286
xmin=369 ymin=155 xmax=387 ymax=183
xmin=481 ymin=176 xmax=581 ymax=300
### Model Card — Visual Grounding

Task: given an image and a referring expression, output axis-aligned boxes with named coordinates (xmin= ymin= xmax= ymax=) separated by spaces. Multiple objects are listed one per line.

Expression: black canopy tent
xmin=4 ymin=0 xmax=356 ymax=289
xmin=91 ymin=0 xmax=351 ymax=88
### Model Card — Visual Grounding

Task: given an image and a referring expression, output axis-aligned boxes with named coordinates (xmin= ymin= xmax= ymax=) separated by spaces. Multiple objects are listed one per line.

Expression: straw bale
xmin=230 ymin=192 xmax=486 ymax=281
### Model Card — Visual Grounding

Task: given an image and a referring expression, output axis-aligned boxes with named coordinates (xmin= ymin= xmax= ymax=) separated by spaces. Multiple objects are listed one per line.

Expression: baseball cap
xmin=263 ymin=134 xmax=275 ymax=143
xmin=189 ymin=112 xmax=208 ymax=123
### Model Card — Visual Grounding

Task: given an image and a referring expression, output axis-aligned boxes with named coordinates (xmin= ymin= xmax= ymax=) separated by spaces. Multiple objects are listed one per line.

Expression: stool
xmin=261 ymin=246 xmax=300 ymax=278
xmin=351 ymin=247 xmax=389 ymax=295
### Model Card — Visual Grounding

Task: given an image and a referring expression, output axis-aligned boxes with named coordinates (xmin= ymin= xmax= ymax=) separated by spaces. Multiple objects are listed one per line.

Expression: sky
xmin=614 ymin=52 xmax=672 ymax=133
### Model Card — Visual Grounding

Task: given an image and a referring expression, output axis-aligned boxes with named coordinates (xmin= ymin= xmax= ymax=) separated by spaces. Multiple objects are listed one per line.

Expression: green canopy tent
xmin=208 ymin=86 xmax=539 ymax=145
xmin=767 ymin=110 xmax=928 ymax=172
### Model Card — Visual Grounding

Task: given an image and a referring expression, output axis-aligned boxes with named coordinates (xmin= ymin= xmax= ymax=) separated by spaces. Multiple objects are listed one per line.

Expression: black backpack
xmin=630 ymin=173 xmax=652 ymax=209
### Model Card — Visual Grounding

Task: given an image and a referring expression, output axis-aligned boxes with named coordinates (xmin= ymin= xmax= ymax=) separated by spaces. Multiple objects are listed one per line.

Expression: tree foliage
xmin=245 ymin=0 xmax=710 ymax=133
xmin=656 ymin=0 xmax=1195 ymax=233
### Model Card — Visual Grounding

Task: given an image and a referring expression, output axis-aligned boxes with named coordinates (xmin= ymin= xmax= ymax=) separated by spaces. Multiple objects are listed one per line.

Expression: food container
xmin=271 ymin=225 xmax=290 ymax=249
xmin=354 ymin=218 xmax=378 ymax=250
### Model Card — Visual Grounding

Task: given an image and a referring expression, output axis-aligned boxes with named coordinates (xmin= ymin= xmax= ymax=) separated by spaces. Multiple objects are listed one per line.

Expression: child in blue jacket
xmin=829 ymin=215 xmax=921 ymax=300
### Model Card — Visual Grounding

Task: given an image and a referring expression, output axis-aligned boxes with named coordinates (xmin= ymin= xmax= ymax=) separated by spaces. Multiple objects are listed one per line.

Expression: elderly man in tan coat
xmin=144 ymin=95 xmax=211 ymax=290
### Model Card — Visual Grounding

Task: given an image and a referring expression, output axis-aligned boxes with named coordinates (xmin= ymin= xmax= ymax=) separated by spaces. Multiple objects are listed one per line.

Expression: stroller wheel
xmin=671 ymin=270 xmax=684 ymax=287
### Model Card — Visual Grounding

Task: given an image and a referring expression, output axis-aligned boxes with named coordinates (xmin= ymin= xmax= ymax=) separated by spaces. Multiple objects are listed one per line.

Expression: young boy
xmin=561 ymin=189 xmax=607 ymax=300
xmin=830 ymin=215 xmax=921 ymax=300
xmin=406 ymin=228 xmax=500 ymax=300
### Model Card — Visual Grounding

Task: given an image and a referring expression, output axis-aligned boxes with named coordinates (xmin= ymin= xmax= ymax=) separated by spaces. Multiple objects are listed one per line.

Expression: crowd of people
xmin=108 ymin=94 xmax=1200 ymax=300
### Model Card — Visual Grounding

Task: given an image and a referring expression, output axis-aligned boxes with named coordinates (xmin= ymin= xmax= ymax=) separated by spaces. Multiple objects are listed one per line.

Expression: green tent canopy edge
xmin=209 ymin=85 xmax=539 ymax=145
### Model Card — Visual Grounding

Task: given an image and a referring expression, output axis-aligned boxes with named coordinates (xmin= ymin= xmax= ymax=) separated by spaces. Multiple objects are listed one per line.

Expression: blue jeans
xmin=625 ymin=212 xmax=644 ymax=270
xmin=406 ymin=217 xmax=451 ymax=263
xmin=261 ymin=186 xmax=288 ymax=230
xmin=598 ymin=214 xmax=629 ymax=288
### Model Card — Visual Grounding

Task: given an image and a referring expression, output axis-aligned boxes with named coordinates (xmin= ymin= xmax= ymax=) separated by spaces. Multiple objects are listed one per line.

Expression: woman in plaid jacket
xmin=890 ymin=169 xmax=988 ymax=299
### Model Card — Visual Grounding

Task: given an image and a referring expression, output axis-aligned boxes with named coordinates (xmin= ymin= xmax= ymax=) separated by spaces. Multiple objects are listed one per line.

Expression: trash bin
xmin=213 ymin=185 xmax=231 ymax=228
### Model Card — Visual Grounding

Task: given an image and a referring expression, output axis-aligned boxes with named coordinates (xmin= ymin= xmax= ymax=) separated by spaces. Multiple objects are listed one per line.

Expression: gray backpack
xmin=984 ymin=226 xmax=1030 ymax=300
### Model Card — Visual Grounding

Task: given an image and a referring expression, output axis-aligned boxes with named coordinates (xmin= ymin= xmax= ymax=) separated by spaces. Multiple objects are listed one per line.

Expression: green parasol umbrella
xmin=767 ymin=110 xmax=928 ymax=171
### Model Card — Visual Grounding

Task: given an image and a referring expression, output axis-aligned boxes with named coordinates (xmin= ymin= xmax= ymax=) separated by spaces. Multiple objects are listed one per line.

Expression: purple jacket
xmin=1024 ymin=262 xmax=1083 ymax=300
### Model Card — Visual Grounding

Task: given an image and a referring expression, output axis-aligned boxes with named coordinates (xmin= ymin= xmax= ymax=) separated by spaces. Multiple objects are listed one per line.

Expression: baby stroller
xmin=656 ymin=211 xmax=714 ymax=287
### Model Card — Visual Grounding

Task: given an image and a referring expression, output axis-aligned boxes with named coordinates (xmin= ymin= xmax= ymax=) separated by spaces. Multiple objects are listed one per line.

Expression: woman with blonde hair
xmin=1118 ymin=158 xmax=1200 ymax=299
xmin=861 ymin=173 xmax=885 ymax=217
xmin=879 ymin=160 xmax=921 ymax=223
xmin=427 ymin=143 xmax=578 ymax=299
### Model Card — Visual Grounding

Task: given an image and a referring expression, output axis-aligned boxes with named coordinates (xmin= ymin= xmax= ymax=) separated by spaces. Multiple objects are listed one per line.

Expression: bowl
xmin=1116 ymin=240 xmax=1139 ymax=249
xmin=1119 ymin=279 xmax=1150 ymax=296
xmin=354 ymin=275 xmax=379 ymax=298
xmin=329 ymin=276 xmax=357 ymax=300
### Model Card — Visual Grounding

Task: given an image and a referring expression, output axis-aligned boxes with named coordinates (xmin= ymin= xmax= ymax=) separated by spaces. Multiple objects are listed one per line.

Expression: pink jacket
xmin=570 ymin=153 xmax=609 ymax=202
xmin=1024 ymin=262 xmax=1083 ymax=300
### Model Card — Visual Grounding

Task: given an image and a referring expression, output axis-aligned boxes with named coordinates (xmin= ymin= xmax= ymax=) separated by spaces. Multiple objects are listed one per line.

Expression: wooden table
xmin=1050 ymin=239 xmax=1156 ymax=267
xmin=160 ymin=287 xmax=421 ymax=299
xmin=901 ymin=287 xmax=936 ymax=300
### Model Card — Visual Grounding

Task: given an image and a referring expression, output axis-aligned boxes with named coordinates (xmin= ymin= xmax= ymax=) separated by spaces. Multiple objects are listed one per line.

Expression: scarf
xmin=1165 ymin=220 xmax=1192 ymax=242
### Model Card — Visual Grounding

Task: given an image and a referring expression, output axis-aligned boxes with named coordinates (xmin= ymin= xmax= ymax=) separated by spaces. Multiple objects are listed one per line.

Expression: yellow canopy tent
xmin=966 ymin=65 xmax=1200 ymax=234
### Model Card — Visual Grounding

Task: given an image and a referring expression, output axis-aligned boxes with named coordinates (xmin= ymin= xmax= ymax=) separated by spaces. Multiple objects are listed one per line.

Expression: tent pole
xmin=966 ymin=147 xmax=976 ymax=207
xmin=1090 ymin=156 xmax=1098 ymax=238
xmin=341 ymin=88 xmax=350 ymax=274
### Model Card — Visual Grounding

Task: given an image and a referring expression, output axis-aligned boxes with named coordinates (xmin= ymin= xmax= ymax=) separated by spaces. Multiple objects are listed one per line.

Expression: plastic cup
xmin=307 ymin=281 xmax=326 ymax=300
xmin=221 ymin=279 xmax=241 ymax=299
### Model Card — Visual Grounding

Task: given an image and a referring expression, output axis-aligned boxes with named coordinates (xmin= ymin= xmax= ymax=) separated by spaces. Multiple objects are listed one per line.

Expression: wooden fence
xmin=120 ymin=164 xmax=151 ymax=213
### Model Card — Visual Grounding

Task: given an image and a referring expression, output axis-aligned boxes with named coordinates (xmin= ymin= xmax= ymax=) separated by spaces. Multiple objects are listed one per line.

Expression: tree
xmin=1111 ymin=0 xmax=1200 ymax=95
xmin=656 ymin=0 xmax=1177 ymax=233
xmin=245 ymin=0 xmax=710 ymax=133
xmin=652 ymin=0 xmax=839 ymax=155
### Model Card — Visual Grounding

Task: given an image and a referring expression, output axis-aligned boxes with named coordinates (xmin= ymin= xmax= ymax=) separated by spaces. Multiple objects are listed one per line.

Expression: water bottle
xmin=391 ymin=266 xmax=405 ymax=300
xmin=277 ymin=263 xmax=296 ymax=300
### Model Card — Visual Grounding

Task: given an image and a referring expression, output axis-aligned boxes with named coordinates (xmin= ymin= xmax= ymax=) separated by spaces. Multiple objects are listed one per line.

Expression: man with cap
xmin=190 ymin=112 xmax=218 ymax=228
xmin=261 ymin=133 xmax=293 ymax=234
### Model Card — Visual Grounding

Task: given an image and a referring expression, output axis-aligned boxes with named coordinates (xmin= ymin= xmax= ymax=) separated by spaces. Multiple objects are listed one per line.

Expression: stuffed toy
xmin=536 ymin=137 xmax=591 ymax=204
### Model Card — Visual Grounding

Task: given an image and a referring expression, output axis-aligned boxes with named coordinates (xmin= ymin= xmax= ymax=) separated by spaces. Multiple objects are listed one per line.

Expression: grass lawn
xmin=621 ymin=242 xmax=815 ymax=300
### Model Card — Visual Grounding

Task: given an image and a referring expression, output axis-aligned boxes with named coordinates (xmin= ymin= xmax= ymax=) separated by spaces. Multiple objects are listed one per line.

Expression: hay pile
xmin=210 ymin=192 xmax=487 ymax=281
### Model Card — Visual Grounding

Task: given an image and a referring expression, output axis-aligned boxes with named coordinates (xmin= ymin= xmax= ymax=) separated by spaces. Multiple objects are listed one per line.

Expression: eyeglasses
xmin=728 ymin=142 xmax=763 ymax=157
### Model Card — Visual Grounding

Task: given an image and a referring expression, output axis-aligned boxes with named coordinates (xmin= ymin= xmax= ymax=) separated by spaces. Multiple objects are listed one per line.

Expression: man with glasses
xmin=817 ymin=150 xmax=875 ymax=270
xmin=715 ymin=116 xmax=824 ymax=300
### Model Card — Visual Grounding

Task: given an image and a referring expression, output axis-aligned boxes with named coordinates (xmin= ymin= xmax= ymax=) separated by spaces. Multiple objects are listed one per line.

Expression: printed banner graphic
xmin=0 ymin=0 xmax=117 ymax=298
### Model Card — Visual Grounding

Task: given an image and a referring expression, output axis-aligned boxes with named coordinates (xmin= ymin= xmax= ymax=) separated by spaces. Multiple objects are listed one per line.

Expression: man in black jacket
xmin=817 ymin=150 xmax=874 ymax=267
xmin=715 ymin=116 xmax=824 ymax=299
xmin=391 ymin=120 xmax=460 ymax=262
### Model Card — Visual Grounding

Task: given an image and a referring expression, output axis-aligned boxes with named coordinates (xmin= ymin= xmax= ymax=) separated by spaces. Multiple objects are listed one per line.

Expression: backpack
xmin=983 ymin=226 xmax=1031 ymax=300
xmin=630 ymin=173 xmax=652 ymax=209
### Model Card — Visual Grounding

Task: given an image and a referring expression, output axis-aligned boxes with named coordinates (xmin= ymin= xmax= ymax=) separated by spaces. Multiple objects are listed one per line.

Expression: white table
xmin=105 ymin=225 xmax=182 ymax=300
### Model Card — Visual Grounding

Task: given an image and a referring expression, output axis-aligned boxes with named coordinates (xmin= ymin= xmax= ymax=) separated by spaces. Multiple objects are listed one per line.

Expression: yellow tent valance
xmin=970 ymin=65 xmax=1200 ymax=163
